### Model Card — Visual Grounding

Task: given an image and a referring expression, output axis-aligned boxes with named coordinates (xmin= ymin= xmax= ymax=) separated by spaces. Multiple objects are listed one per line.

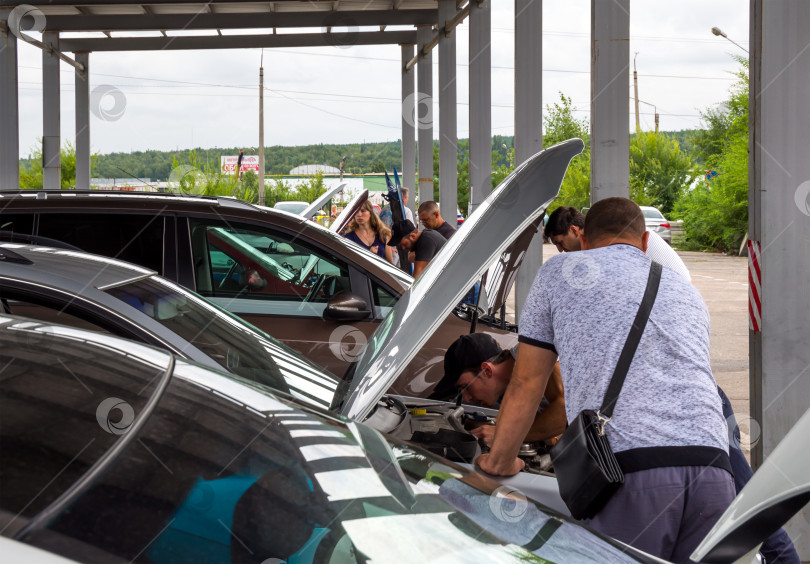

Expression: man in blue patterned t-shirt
xmin=477 ymin=197 xmax=735 ymax=563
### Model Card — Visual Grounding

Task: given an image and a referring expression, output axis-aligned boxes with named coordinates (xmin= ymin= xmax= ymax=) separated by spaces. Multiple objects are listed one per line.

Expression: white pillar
xmin=438 ymin=0 xmax=457 ymax=218
xmin=468 ymin=0 xmax=491 ymax=215
xmin=0 ymin=9 xmax=20 ymax=188
xmin=514 ymin=0 xmax=543 ymax=323
xmin=751 ymin=0 xmax=810 ymax=557
xmin=401 ymin=43 xmax=416 ymax=218
xmin=42 ymin=31 xmax=61 ymax=189
xmin=416 ymin=25 xmax=434 ymax=210
xmin=75 ymin=52 xmax=90 ymax=190
xmin=590 ymin=0 xmax=630 ymax=203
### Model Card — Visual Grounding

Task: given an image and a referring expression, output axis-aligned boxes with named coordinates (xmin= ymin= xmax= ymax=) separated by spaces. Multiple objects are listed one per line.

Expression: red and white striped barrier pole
xmin=748 ymin=240 xmax=762 ymax=332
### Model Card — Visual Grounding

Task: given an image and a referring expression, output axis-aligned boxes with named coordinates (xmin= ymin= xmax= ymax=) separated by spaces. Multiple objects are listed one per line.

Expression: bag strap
xmin=599 ymin=261 xmax=663 ymax=421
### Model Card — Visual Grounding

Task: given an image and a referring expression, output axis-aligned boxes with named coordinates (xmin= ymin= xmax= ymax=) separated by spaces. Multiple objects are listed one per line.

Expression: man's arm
xmin=476 ymin=343 xmax=558 ymax=476
xmin=471 ymin=363 xmax=565 ymax=446
xmin=412 ymin=260 xmax=429 ymax=277
xmin=524 ymin=363 xmax=566 ymax=442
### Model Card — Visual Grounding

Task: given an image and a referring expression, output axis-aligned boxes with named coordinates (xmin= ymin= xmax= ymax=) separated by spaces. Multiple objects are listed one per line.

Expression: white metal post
xmin=438 ymin=0 xmax=457 ymax=219
xmin=42 ymin=31 xmax=61 ymax=189
xmin=468 ymin=0 xmax=491 ymax=215
xmin=751 ymin=0 xmax=810 ymax=557
xmin=417 ymin=25 xmax=434 ymax=210
xmin=0 ymin=10 xmax=20 ymax=188
xmin=590 ymin=0 xmax=630 ymax=203
xmin=514 ymin=0 xmax=543 ymax=323
xmin=74 ymin=52 xmax=90 ymax=190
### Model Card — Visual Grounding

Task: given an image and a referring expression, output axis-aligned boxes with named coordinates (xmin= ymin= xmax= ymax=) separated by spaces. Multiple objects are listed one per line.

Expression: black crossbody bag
xmin=550 ymin=261 xmax=662 ymax=520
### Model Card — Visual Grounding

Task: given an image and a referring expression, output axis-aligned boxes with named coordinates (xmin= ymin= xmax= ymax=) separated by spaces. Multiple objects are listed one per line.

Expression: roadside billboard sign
xmin=221 ymin=155 xmax=260 ymax=174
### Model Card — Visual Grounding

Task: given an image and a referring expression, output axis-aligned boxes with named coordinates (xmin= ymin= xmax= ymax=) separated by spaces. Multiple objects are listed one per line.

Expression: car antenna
xmin=112 ymin=166 xmax=161 ymax=192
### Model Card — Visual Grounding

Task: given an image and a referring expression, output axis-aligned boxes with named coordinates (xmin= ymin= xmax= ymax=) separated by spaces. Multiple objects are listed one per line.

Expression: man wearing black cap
xmin=388 ymin=219 xmax=446 ymax=277
xmin=432 ymin=333 xmax=566 ymax=447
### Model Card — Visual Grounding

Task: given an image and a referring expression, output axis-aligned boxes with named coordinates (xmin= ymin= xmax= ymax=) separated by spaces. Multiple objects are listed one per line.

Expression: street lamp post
xmin=711 ymin=26 xmax=749 ymax=53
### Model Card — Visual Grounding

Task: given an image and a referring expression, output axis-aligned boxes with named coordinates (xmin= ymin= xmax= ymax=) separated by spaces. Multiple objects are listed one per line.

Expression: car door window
xmin=189 ymin=219 xmax=350 ymax=317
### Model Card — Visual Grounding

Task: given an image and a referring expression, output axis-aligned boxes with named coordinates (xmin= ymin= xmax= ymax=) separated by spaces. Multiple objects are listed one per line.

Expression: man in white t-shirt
xmin=545 ymin=205 xmax=690 ymax=281
xmin=478 ymin=198 xmax=734 ymax=562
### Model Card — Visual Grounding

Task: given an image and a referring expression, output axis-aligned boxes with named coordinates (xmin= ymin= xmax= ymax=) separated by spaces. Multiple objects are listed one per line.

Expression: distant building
xmin=289 ymin=164 xmax=342 ymax=175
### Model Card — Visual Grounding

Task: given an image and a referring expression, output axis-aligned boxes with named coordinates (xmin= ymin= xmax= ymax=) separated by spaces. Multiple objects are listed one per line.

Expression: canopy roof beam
xmin=38 ymin=10 xmax=437 ymax=32
xmin=60 ymin=30 xmax=417 ymax=52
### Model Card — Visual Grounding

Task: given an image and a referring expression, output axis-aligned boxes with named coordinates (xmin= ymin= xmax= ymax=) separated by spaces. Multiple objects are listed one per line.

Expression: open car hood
xmin=301 ymin=183 xmax=346 ymax=220
xmin=337 ymin=139 xmax=585 ymax=420
xmin=330 ymin=189 xmax=369 ymax=234
xmin=691 ymin=406 xmax=810 ymax=563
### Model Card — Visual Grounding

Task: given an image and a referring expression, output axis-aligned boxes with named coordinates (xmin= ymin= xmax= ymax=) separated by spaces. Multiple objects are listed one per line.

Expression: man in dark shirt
xmin=417 ymin=201 xmax=456 ymax=240
xmin=388 ymin=219 xmax=446 ymax=277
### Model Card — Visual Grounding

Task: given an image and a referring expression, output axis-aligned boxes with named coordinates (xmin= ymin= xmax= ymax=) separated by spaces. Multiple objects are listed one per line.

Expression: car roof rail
xmin=0 ymin=231 xmax=83 ymax=251
xmin=0 ymin=189 xmax=259 ymax=209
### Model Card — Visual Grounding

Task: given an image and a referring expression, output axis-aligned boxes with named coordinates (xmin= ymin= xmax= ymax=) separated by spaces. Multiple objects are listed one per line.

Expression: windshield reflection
xmin=104 ymin=276 xmax=339 ymax=408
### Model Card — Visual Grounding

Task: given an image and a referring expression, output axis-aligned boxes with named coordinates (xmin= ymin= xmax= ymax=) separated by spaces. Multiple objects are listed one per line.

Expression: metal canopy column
xmin=468 ymin=0 xmax=491 ymax=215
xmin=438 ymin=0 xmax=457 ymax=218
xmin=751 ymin=0 xmax=810 ymax=556
xmin=401 ymin=43 xmax=416 ymax=217
xmin=513 ymin=0 xmax=543 ymax=323
xmin=42 ymin=31 xmax=61 ymax=189
xmin=74 ymin=52 xmax=90 ymax=190
xmin=416 ymin=25 xmax=434 ymax=209
xmin=0 ymin=10 xmax=20 ymax=188
xmin=590 ymin=0 xmax=629 ymax=203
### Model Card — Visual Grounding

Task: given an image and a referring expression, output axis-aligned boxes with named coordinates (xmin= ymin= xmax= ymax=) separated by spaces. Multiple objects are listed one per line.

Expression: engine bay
xmin=364 ymin=395 xmax=555 ymax=476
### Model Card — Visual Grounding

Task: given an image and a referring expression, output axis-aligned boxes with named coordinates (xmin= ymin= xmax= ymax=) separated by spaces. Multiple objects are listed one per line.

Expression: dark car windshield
xmin=104 ymin=275 xmax=340 ymax=409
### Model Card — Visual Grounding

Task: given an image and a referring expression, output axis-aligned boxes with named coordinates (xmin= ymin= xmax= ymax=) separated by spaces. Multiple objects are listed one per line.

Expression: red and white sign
xmin=748 ymin=240 xmax=762 ymax=332
xmin=221 ymin=155 xmax=260 ymax=174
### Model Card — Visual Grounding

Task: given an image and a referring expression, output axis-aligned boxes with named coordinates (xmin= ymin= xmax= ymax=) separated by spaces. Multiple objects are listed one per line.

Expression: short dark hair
xmin=417 ymin=201 xmax=439 ymax=214
xmin=544 ymin=206 xmax=585 ymax=238
xmin=584 ymin=197 xmax=645 ymax=244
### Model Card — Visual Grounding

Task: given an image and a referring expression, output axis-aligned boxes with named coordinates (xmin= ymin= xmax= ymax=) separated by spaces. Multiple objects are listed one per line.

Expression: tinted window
xmin=642 ymin=209 xmax=664 ymax=219
xmin=0 ymin=319 xmax=167 ymax=531
xmin=37 ymin=213 xmax=164 ymax=272
xmin=0 ymin=213 xmax=34 ymax=235
xmin=105 ymin=276 xmax=339 ymax=408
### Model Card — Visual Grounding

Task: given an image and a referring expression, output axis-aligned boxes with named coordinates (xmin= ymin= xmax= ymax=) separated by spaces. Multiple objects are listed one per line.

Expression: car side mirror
xmin=324 ymin=292 xmax=372 ymax=321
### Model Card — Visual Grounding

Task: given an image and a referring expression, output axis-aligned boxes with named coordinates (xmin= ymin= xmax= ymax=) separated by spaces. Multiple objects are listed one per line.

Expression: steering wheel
xmin=218 ymin=261 xmax=241 ymax=290
xmin=303 ymin=273 xmax=327 ymax=303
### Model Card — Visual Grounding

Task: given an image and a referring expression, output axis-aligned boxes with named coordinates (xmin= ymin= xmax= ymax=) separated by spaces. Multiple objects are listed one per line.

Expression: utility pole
xmin=258 ymin=51 xmax=265 ymax=205
xmin=633 ymin=52 xmax=640 ymax=133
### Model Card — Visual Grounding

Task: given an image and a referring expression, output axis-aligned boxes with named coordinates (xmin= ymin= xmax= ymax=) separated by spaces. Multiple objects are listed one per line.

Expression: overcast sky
xmin=14 ymin=0 xmax=748 ymax=158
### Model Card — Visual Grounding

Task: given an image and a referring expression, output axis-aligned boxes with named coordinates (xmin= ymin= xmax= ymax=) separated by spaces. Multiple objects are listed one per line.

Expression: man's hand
xmin=470 ymin=424 xmax=496 ymax=447
xmin=475 ymin=452 xmax=524 ymax=476
xmin=408 ymin=251 xmax=415 ymax=263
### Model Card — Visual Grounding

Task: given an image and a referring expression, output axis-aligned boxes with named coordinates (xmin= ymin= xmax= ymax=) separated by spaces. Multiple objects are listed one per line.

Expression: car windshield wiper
xmin=14 ymin=355 xmax=177 ymax=541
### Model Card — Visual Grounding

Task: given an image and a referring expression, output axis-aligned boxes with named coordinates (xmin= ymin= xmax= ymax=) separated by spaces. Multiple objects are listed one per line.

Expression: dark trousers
xmin=718 ymin=387 xmax=800 ymax=564
xmin=584 ymin=466 xmax=735 ymax=563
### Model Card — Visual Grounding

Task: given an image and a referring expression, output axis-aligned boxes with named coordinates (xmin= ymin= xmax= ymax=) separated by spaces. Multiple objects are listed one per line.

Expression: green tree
xmin=19 ymin=140 xmax=90 ymax=189
xmin=294 ymin=171 xmax=326 ymax=203
xmin=544 ymin=93 xmax=591 ymax=213
xmin=629 ymin=131 xmax=697 ymax=214
xmin=675 ymin=57 xmax=749 ymax=253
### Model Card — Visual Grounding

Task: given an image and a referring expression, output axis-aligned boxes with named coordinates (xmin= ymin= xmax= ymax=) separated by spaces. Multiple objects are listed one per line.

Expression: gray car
xmin=640 ymin=205 xmax=672 ymax=244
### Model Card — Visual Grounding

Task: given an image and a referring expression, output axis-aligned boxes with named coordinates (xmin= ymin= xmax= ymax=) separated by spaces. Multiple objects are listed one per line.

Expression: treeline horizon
xmin=18 ymin=130 xmax=700 ymax=182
